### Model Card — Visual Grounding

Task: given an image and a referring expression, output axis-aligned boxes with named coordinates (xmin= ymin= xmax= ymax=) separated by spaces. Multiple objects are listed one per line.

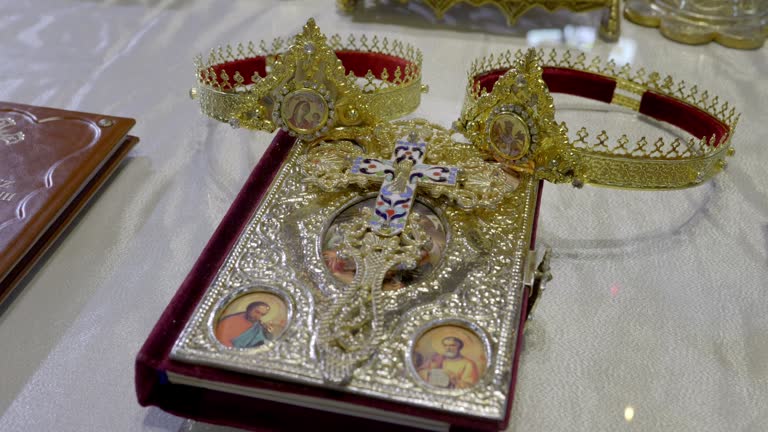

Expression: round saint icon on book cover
xmin=322 ymin=197 xmax=447 ymax=291
xmin=214 ymin=291 xmax=289 ymax=349
xmin=412 ymin=324 xmax=487 ymax=390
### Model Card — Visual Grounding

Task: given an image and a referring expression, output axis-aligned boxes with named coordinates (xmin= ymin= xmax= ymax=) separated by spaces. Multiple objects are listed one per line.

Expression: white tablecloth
xmin=1 ymin=1 xmax=766 ymax=431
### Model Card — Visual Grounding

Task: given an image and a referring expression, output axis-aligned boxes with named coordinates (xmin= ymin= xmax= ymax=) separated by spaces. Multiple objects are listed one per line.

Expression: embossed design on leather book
xmin=0 ymin=102 xmax=138 ymax=304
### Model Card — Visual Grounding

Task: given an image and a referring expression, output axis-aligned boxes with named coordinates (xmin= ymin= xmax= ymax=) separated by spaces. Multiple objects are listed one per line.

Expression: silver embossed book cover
xmin=168 ymin=118 xmax=542 ymax=431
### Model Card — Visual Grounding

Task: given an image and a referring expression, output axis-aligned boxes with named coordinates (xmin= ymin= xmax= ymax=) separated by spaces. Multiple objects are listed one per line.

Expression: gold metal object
xmin=338 ymin=0 xmax=621 ymax=41
xmin=304 ymin=121 xmax=518 ymax=383
xmin=625 ymin=0 xmax=768 ymax=49
xmin=192 ymin=19 xmax=424 ymax=140
xmin=457 ymin=49 xmax=739 ymax=189
xmin=303 ymin=122 xmax=517 ymax=210
xmin=610 ymin=78 xmax=645 ymax=111
xmin=456 ymin=50 xmax=572 ymax=182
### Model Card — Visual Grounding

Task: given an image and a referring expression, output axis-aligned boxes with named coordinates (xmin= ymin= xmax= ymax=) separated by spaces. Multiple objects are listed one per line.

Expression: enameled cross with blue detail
xmin=350 ymin=133 xmax=459 ymax=236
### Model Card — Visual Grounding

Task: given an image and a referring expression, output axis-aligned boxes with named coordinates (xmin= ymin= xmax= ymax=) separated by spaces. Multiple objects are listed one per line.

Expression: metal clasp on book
xmin=525 ymin=248 xmax=552 ymax=321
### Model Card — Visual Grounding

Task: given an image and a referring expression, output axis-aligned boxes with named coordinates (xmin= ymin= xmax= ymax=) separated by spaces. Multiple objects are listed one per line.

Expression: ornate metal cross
xmin=303 ymin=123 xmax=514 ymax=384
xmin=350 ymin=132 xmax=458 ymax=236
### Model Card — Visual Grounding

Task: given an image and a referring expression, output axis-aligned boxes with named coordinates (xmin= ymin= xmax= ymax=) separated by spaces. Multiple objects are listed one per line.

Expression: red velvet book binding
xmin=136 ymin=130 xmax=541 ymax=432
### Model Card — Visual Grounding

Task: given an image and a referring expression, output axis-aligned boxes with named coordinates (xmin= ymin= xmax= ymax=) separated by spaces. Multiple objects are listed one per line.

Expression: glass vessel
xmin=625 ymin=0 xmax=768 ymax=48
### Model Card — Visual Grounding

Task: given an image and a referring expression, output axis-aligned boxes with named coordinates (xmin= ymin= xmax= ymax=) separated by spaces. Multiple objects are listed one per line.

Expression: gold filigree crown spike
xmin=456 ymin=49 xmax=576 ymax=184
xmin=191 ymin=18 xmax=425 ymax=140
xmin=458 ymin=48 xmax=739 ymax=190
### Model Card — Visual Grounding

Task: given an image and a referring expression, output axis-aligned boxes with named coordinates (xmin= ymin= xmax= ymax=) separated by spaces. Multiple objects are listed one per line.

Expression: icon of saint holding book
xmin=215 ymin=292 xmax=288 ymax=348
xmin=414 ymin=325 xmax=486 ymax=389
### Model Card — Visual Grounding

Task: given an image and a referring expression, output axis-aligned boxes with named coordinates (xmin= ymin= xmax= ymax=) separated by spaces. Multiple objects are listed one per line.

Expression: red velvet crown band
xmin=474 ymin=67 xmax=730 ymax=143
xmin=208 ymin=51 xmax=415 ymax=87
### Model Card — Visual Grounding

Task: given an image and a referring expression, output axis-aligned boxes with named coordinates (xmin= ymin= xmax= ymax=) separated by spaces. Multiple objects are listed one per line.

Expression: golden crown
xmin=457 ymin=49 xmax=739 ymax=189
xmin=191 ymin=19 xmax=425 ymax=140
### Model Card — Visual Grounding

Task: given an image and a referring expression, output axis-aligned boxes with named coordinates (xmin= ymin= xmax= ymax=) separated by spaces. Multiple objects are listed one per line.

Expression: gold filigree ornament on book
xmin=456 ymin=49 xmax=739 ymax=190
xmin=189 ymin=18 xmax=425 ymax=140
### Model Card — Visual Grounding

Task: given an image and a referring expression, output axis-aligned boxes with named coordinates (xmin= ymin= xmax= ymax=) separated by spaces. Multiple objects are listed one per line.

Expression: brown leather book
xmin=0 ymin=102 xmax=139 ymax=304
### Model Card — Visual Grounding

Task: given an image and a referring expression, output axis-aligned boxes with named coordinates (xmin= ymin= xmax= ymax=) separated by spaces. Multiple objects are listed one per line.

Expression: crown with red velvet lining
xmin=189 ymin=18 xmax=425 ymax=141
xmin=456 ymin=49 xmax=739 ymax=190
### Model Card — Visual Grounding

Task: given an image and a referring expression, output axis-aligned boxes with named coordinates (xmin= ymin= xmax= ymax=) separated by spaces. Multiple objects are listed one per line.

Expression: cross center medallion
xmin=350 ymin=132 xmax=459 ymax=236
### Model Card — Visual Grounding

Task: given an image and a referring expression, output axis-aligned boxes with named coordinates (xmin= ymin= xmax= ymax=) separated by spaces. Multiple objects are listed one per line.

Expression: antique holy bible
xmin=135 ymin=123 xmax=542 ymax=432
xmin=0 ymin=102 xmax=138 ymax=304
